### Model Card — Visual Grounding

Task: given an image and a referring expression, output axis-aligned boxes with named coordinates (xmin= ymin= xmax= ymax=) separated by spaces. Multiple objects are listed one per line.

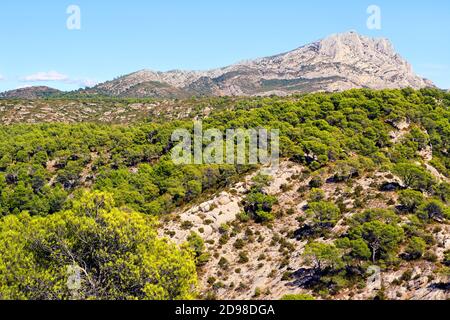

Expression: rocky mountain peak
xmin=317 ymin=31 xmax=395 ymax=60
xmin=97 ymin=31 xmax=433 ymax=97
xmin=0 ymin=32 xmax=436 ymax=99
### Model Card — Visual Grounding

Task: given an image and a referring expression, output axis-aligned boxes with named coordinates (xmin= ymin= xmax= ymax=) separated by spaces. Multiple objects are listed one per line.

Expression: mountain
xmin=0 ymin=86 xmax=61 ymax=99
xmin=84 ymin=31 xmax=434 ymax=98
xmin=0 ymin=32 xmax=435 ymax=99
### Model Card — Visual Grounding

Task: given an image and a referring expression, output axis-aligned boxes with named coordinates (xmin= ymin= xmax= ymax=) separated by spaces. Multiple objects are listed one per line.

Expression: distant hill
xmin=0 ymin=86 xmax=61 ymax=99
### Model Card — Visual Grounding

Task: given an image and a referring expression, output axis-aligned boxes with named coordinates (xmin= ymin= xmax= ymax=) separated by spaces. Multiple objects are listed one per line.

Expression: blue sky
xmin=0 ymin=0 xmax=449 ymax=91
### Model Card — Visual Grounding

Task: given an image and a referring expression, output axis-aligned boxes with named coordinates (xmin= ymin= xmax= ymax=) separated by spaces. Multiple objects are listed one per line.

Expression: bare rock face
xmin=89 ymin=31 xmax=434 ymax=98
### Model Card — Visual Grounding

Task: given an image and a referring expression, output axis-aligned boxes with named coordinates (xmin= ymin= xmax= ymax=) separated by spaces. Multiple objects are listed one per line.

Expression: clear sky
xmin=0 ymin=0 xmax=449 ymax=91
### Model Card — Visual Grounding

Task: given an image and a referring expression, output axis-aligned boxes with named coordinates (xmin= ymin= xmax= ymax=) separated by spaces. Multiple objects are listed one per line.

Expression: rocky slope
xmin=87 ymin=31 xmax=434 ymax=97
xmin=158 ymin=121 xmax=449 ymax=301
xmin=0 ymin=96 xmax=260 ymax=124
xmin=160 ymin=160 xmax=449 ymax=300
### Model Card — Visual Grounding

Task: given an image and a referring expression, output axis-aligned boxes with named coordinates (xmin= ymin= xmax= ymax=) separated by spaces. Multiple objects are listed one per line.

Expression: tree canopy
xmin=0 ymin=191 xmax=197 ymax=300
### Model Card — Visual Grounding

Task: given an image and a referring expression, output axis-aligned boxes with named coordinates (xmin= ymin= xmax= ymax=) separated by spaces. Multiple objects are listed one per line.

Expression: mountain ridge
xmin=0 ymin=32 xmax=435 ymax=99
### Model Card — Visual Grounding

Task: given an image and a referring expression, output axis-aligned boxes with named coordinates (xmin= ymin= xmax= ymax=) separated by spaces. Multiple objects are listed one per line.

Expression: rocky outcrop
xmin=161 ymin=191 xmax=242 ymax=243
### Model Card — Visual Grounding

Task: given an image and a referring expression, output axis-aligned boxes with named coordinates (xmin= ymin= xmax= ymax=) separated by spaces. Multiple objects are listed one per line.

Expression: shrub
xmin=417 ymin=200 xmax=450 ymax=222
xmin=404 ymin=237 xmax=426 ymax=260
xmin=243 ymin=190 xmax=277 ymax=223
xmin=238 ymin=251 xmax=249 ymax=264
xmin=181 ymin=220 xmax=194 ymax=230
xmin=306 ymin=201 xmax=341 ymax=228
xmin=309 ymin=188 xmax=326 ymax=202
xmin=309 ymin=175 xmax=323 ymax=188
xmin=393 ymin=163 xmax=435 ymax=192
xmin=398 ymin=190 xmax=424 ymax=212
xmin=186 ymin=231 xmax=211 ymax=266
xmin=233 ymin=238 xmax=245 ymax=250
xmin=218 ymin=257 xmax=230 ymax=270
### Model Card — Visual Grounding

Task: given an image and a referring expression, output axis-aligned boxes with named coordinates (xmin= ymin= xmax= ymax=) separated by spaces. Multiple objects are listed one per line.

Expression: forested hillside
xmin=0 ymin=88 xmax=449 ymax=300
